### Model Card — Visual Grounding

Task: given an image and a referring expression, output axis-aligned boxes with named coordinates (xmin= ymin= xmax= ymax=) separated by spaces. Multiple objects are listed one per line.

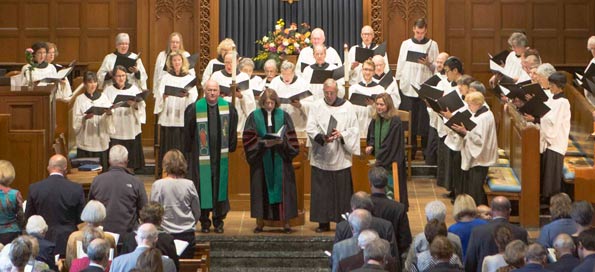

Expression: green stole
xmin=195 ymin=97 xmax=230 ymax=209
xmin=253 ymin=108 xmax=284 ymax=204
xmin=374 ymin=117 xmax=392 ymax=157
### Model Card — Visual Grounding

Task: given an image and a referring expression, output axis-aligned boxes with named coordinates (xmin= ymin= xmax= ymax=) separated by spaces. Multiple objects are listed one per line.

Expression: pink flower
xmin=26 ymin=48 xmax=34 ymax=53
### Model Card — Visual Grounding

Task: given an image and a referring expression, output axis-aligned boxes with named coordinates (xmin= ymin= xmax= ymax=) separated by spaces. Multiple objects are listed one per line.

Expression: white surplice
xmin=72 ymin=92 xmax=115 ymax=152
xmin=97 ymin=52 xmax=148 ymax=90
xmin=154 ymin=73 xmax=198 ymax=127
xmin=268 ymin=75 xmax=313 ymax=132
xmin=103 ymin=84 xmax=146 ymax=140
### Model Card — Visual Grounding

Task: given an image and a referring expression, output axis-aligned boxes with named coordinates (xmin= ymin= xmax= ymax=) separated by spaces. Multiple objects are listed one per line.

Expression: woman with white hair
xmin=261 ymin=59 xmax=279 ymax=90
xmin=97 ymin=32 xmax=148 ymax=90
xmin=531 ymin=63 xmax=557 ymax=99
xmin=26 ymin=215 xmax=57 ymax=270
xmin=268 ymin=60 xmax=313 ymax=132
xmin=489 ymin=32 xmax=529 ymax=87
xmin=64 ymin=200 xmax=116 ymax=271
xmin=201 ymin=38 xmax=235 ymax=87
xmin=0 ymin=160 xmax=23 ymax=245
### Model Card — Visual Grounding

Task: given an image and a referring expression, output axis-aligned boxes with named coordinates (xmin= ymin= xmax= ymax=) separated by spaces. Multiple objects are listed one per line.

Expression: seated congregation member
xmin=81 ymin=238 xmax=111 ymax=272
xmin=45 ymin=42 xmax=73 ymax=100
xmin=447 ymin=194 xmax=487 ymax=259
xmin=65 ymin=201 xmax=116 ymax=270
xmin=201 ymin=38 xmax=235 ymax=87
xmin=296 ymin=28 xmax=341 ymax=77
xmin=97 ymin=33 xmax=148 ymax=90
xmin=574 ymin=228 xmax=595 ymax=272
xmin=261 ymin=59 xmax=279 ymax=91
xmin=498 ymin=240 xmax=528 ymax=272
xmin=406 ymin=201 xmax=463 ymax=270
xmin=209 ymin=52 xmax=256 ymax=132
xmin=243 ymin=89 xmax=299 ymax=233
xmin=154 ymin=50 xmax=198 ymax=174
xmin=428 ymin=236 xmax=463 ymax=272
xmin=239 ymin=58 xmax=263 ymax=95
xmin=546 ymin=234 xmax=580 ymax=272
xmin=351 ymin=59 xmax=386 ymax=136
xmin=411 ymin=220 xmax=463 ymax=272
xmin=571 ymin=201 xmax=595 ymax=248
xmin=25 ymin=154 xmax=85 ymax=256
xmin=302 ymin=45 xmax=346 ymax=100
xmin=89 ymin=145 xmax=148 ymax=236
xmin=20 ymin=235 xmax=50 ymax=271
xmin=512 ymin=243 xmax=550 ymax=272
xmin=120 ymin=202 xmax=178 ymax=270
xmin=134 ymin=248 xmax=164 ymax=272
xmin=334 ymin=192 xmax=398 ymax=260
xmin=338 ymin=230 xmax=399 ymax=272
xmin=110 ymin=224 xmax=175 ymax=272
xmin=523 ymin=72 xmax=571 ymax=200
xmin=103 ymin=66 xmax=147 ymax=171
xmin=583 ymin=36 xmax=595 ymax=106
xmin=367 ymin=167 xmax=412 ymax=259
xmin=464 ymin=196 xmax=529 ymax=272
xmin=26 ymin=216 xmax=57 ymax=271
xmin=488 ymin=32 xmax=528 ymax=87
xmin=184 ymin=80 xmax=238 ymax=234
xmin=268 ymin=61 xmax=313 ymax=132
xmin=153 ymin=32 xmax=193 ymax=99
xmin=372 ymin=55 xmax=401 ymax=110
xmin=481 ymin=225 xmax=513 ymax=272
xmin=70 ymin=228 xmax=111 ymax=272
xmin=352 ymin=238 xmax=392 ymax=272
xmin=0 ymin=160 xmax=23 ymax=245
xmin=452 ymin=92 xmax=498 ymax=205
xmin=72 ymin=72 xmax=114 ymax=170
xmin=332 ymin=209 xmax=373 ymax=272
xmin=347 ymin=25 xmax=390 ymax=85
xmin=7 ymin=236 xmax=34 ymax=272
xmin=150 ymin=149 xmax=200 ymax=259
xmin=306 ymin=79 xmax=359 ymax=233
xmin=365 ymin=93 xmax=407 ymax=206
xmin=537 ymin=193 xmax=576 ymax=248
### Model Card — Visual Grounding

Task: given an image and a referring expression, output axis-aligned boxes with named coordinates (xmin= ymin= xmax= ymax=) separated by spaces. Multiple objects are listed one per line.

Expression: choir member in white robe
xmin=306 ymin=79 xmax=360 ymax=232
xmin=97 ymin=33 xmax=148 ymax=90
xmin=154 ymin=51 xmax=198 ymax=174
xmin=372 ymin=55 xmax=400 ymax=109
xmin=451 ymin=92 xmax=498 ymax=205
xmin=261 ymin=59 xmax=279 ymax=91
xmin=201 ymin=38 xmax=235 ymax=88
xmin=153 ymin=32 xmax=195 ymax=99
xmin=268 ymin=61 xmax=312 ymax=132
xmin=350 ymin=59 xmax=385 ymax=137
xmin=21 ymin=42 xmax=66 ymax=96
xmin=427 ymin=52 xmax=450 ymax=177
xmin=295 ymin=28 xmax=342 ymax=77
xmin=523 ymin=72 xmax=571 ymax=198
xmin=488 ymin=32 xmax=528 ymax=87
xmin=239 ymin=58 xmax=264 ymax=104
xmin=395 ymin=18 xmax=439 ymax=159
xmin=301 ymin=45 xmax=345 ymax=100
xmin=517 ymin=49 xmax=541 ymax=85
xmin=532 ymin=63 xmax=556 ymax=99
xmin=209 ymin=53 xmax=256 ymax=132
xmin=347 ymin=26 xmax=390 ymax=86
xmin=103 ymin=66 xmax=147 ymax=170
xmin=45 ymin=42 xmax=73 ymax=100
xmin=583 ymin=36 xmax=595 ymax=106
xmin=72 ymin=72 xmax=115 ymax=170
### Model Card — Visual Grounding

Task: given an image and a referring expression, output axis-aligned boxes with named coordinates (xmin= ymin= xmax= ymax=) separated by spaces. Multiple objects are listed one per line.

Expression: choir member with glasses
xmin=488 ymin=32 xmax=529 ymax=88
xmin=97 ymin=33 xmax=148 ymax=90
xmin=201 ymin=38 xmax=235 ymax=87
xmin=268 ymin=61 xmax=312 ymax=132
xmin=262 ymin=59 xmax=279 ymax=91
xmin=350 ymin=59 xmax=385 ymax=137
xmin=296 ymin=28 xmax=342 ymax=77
xmin=302 ymin=45 xmax=346 ymax=99
xmin=153 ymin=32 xmax=193 ymax=99
xmin=372 ymin=55 xmax=401 ymax=110
xmin=45 ymin=42 xmax=73 ymax=100
xmin=347 ymin=25 xmax=390 ymax=85
xmin=103 ymin=65 xmax=146 ymax=171
xmin=72 ymin=72 xmax=114 ymax=170
xmin=242 ymin=89 xmax=300 ymax=234
xmin=21 ymin=42 xmax=70 ymax=97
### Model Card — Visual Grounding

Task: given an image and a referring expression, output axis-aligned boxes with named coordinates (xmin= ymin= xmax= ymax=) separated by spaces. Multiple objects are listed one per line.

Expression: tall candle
xmin=344 ymin=43 xmax=350 ymax=83
xmin=231 ymin=51 xmax=237 ymax=81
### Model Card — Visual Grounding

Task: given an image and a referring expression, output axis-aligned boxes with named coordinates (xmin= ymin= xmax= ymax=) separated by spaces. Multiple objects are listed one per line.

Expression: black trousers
xmin=200 ymin=209 xmax=226 ymax=229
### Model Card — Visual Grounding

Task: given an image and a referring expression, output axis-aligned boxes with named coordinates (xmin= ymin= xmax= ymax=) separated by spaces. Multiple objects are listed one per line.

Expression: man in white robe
xmin=296 ymin=28 xmax=342 ymax=77
xmin=306 ymin=79 xmax=360 ymax=232
xmin=347 ymin=25 xmax=390 ymax=85
xmin=302 ymin=45 xmax=346 ymax=100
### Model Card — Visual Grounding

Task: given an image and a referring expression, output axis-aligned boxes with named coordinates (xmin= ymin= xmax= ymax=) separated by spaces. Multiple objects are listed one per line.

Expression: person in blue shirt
xmin=537 ymin=193 xmax=577 ymax=248
xmin=447 ymin=194 xmax=487 ymax=259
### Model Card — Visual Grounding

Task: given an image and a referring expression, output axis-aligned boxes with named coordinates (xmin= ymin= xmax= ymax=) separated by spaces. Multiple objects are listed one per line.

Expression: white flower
xmin=275 ymin=25 xmax=282 ymax=30
xmin=305 ymin=38 xmax=310 ymax=44
xmin=283 ymin=40 xmax=289 ymax=46
xmin=269 ymin=42 xmax=275 ymax=48
xmin=262 ymin=36 xmax=269 ymax=42
xmin=294 ymin=43 xmax=300 ymax=48
xmin=295 ymin=33 xmax=301 ymax=38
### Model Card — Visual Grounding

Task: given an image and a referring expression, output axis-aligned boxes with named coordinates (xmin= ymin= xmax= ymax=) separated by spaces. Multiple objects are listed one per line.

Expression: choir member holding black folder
xmin=577 ymin=36 xmax=595 ymax=106
xmin=268 ymin=61 xmax=313 ymax=132
xmin=72 ymin=72 xmax=115 ymax=170
xmin=349 ymin=59 xmax=386 ymax=136
xmin=45 ymin=42 xmax=73 ymax=100
xmin=523 ymin=72 xmax=571 ymax=199
xmin=372 ymin=55 xmax=401 ymax=110
xmin=201 ymin=38 xmax=234 ymax=88
xmin=103 ymin=65 xmax=147 ymax=171
xmin=295 ymin=28 xmax=342 ymax=78
xmin=346 ymin=25 xmax=390 ymax=85
xmin=154 ymin=51 xmax=198 ymax=174
xmin=153 ymin=32 xmax=195 ymax=99
xmin=395 ymin=18 xmax=439 ymax=162
xmin=302 ymin=45 xmax=346 ymax=99
xmin=488 ymin=32 xmax=528 ymax=88
xmin=97 ymin=33 xmax=148 ymax=90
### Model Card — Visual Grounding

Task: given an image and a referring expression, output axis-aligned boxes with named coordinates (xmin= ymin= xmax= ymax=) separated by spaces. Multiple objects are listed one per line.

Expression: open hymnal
xmin=405 ymin=50 xmax=427 ymax=63
xmin=489 ymin=50 xmax=510 ymax=66
xmin=519 ymin=96 xmax=551 ymax=118
xmin=219 ymin=80 xmax=250 ymax=96
xmin=262 ymin=125 xmax=287 ymax=140
xmin=445 ymin=110 xmax=477 ymax=135
xmin=39 ymin=65 xmax=74 ymax=84
xmin=164 ymin=77 xmax=197 ymax=97
xmin=84 ymin=106 xmax=110 ymax=115
xmin=112 ymin=90 xmax=149 ymax=108
xmin=437 ymin=91 xmax=464 ymax=112
xmin=310 ymin=67 xmax=345 ymax=84
xmin=115 ymin=53 xmax=140 ymax=71
xmin=279 ymin=90 xmax=312 ymax=104
xmin=489 ymin=59 xmax=514 ymax=79
xmin=354 ymin=42 xmax=387 ymax=63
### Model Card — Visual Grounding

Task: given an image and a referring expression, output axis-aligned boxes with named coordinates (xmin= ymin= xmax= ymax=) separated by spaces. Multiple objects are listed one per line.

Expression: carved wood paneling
xmin=370 ymin=0 xmax=384 ymax=43
xmin=199 ymin=0 xmax=212 ymax=77
xmin=389 ymin=0 xmax=428 ymax=23
xmin=155 ymin=0 xmax=194 ymax=20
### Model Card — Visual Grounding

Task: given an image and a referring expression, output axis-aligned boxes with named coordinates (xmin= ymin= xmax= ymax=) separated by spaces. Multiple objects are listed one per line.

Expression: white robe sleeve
xmin=97 ymin=54 xmax=112 ymax=89
xmin=340 ymin=103 xmax=361 ymax=156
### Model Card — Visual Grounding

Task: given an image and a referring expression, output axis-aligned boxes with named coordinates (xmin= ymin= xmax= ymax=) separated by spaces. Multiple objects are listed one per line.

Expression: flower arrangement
xmin=253 ymin=19 xmax=312 ymax=63
xmin=24 ymin=48 xmax=37 ymax=88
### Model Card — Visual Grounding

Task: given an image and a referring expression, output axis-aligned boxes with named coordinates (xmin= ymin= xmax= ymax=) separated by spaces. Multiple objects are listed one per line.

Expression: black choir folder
xmin=113 ymin=91 xmax=149 ymax=107
xmin=219 ymin=80 xmax=250 ymax=96
xmin=519 ymin=97 xmax=551 ymax=118
xmin=405 ymin=51 xmax=427 ymax=63
xmin=498 ymin=84 xmax=523 ymax=100
xmin=300 ymin=62 xmax=309 ymax=72
xmin=521 ymin=83 xmax=548 ymax=102
xmin=489 ymin=50 xmax=510 ymax=66
xmin=414 ymin=83 xmax=444 ymax=100
xmin=424 ymin=74 xmax=442 ymax=87
xmin=40 ymin=60 xmax=76 ymax=83
xmin=309 ymin=67 xmax=345 ymax=84
xmin=377 ymin=70 xmax=394 ymax=89
xmin=262 ymin=125 xmax=286 ymax=140
xmin=84 ymin=106 xmax=110 ymax=115
xmin=575 ymin=61 xmax=595 ymax=94
xmin=438 ymin=91 xmax=465 ymax=112
xmin=445 ymin=110 xmax=477 ymax=135
xmin=350 ymin=93 xmax=378 ymax=107
xmin=212 ymin=63 xmax=225 ymax=73
xmin=326 ymin=115 xmax=338 ymax=137
xmin=114 ymin=53 xmax=141 ymax=71
xmin=279 ymin=90 xmax=313 ymax=104
xmin=354 ymin=42 xmax=387 ymax=63
xmin=164 ymin=77 xmax=197 ymax=97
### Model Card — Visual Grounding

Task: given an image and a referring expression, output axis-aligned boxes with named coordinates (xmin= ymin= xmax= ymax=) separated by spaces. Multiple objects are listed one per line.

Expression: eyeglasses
xmin=363 ymin=68 xmax=374 ymax=71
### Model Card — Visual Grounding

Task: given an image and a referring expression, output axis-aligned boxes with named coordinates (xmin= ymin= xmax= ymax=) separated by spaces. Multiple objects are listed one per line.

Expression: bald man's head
xmin=47 ymin=154 xmax=67 ymax=175
xmin=491 ymin=196 xmax=512 ymax=218
xmin=311 ymin=28 xmax=325 ymax=46
xmin=435 ymin=52 xmax=450 ymax=73
xmin=135 ymin=223 xmax=158 ymax=246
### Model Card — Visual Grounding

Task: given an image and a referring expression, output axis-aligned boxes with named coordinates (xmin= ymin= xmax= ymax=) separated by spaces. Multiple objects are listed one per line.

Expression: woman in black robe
xmin=242 ymin=89 xmax=299 ymax=233
xmin=366 ymin=93 xmax=408 ymax=209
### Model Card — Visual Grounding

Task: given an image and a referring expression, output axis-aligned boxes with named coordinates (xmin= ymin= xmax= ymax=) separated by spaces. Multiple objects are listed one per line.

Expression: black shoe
xmin=253 ymin=227 xmax=263 ymax=234
xmin=315 ymin=225 xmax=330 ymax=233
xmin=283 ymin=227 xmax=292 ymax=234
xmin=200 ymin=228 xmax=210 ymax=233
xmin=214 ymin=226 xmax=224 ymax=233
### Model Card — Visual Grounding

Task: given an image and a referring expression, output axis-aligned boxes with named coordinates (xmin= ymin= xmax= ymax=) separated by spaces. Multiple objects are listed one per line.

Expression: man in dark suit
xmin=368 ymin=167 xmax=412 ymax=258
xmin=335 ymin=191 xmax=399 ymax=260
xmin=512 ymin=243 xmax=551 ymax=272
xmin=545 ymin=233 xmax=580 ymax=272
xmin=464 ymin=196 xmax=528 ymax=272
xmin=25 ymin=154 xmax=85 ymax=256
xmin=338 ymin=230 xmax=399 ymax=272
xmin=353 ymin=238 xmax=391 ymax=272
xmin=573 ymin=228 xmax=595 ymax=272
xmin=333 ymin=209 xmax=373 ymax=272
xmin=80 ymin=238 xmax=110 ymax=272
xmin=25 ymin=215 xmax=57 ymax=270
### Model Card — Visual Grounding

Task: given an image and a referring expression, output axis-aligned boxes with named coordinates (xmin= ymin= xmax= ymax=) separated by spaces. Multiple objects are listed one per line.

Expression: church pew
xmin=486 ymin=102 xmax=541 ymax=228
xmin=179 ymin=242 xmax=210 ymax=272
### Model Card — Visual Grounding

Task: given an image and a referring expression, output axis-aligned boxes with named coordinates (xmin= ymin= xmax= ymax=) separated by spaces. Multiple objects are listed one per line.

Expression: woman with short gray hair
xmin=97 ymin=32 xmax=148 ymax=90
xmin=262 ymin=59 xmax=279 ymax=90
xmin=489 ymin=32 xmax=529 ymax=87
